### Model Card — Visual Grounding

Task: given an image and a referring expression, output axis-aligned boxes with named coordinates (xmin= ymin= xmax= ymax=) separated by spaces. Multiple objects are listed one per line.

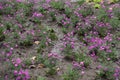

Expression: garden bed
xmin=0 ymin=0 xmax=120 ymax=80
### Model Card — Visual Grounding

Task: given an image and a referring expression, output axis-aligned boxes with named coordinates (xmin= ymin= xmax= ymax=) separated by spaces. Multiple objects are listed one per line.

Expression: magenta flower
xmin=46 ymin=0 xmax=51 ymax=3
xmin=0 ymin=5 xmax=3 ymax=9
xmin=72 ymin=61 xmax=80 ymax=68
xmin=97 ymin=65 xmax=102 ymax=69
xmin=12 ymin=58 xmax=22 ymax=67
xmin=21 ymin=69 xmax=30 ymax=79
xmin=16 ymin=76 xmax=21 ymax=80
xmin=14 ymin=70 xmax=18 ymax=75
xmin=65 ymin=1 xmax=71 ymax=7
xmin=80 ymin=62 xmax=84 ymax=66
xmin=15 ymin=69 xmax=30 ymax=80
xmin=7 ymin=51 xmax=12 ymax=56
xmin=114 ymin=67 xmax=120 ymax=80
xmin=16 ymin=58 xmax=22 ymax=64
xmin=16 ymin=0 xmax=22 ymax=2
xmin=81 ymin=71 xmax=85 ymax=75
xmin=48 ymin=53 xmax=61 ymax=59
xmin=32 ymin=12 xmax=43 ymax=17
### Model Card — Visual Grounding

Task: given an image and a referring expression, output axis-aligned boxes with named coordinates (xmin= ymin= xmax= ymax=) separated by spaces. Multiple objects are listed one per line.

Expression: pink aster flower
xmin=81 ymin=71 xmax=85 ymax=75
xmin=114 ymin=67 xmax=120 ymax=80
xmin=32 ymin=12 xmax=43 ymax=17
xmin=0 ymin=5 xmax=3 ymax=9
xmin=15 ymin=69 xmax=30 ymax=80
xmin=46 ymin=0 xmax=51 ymax=3
xmin=48 ymin=53 xmax=61 ymax=59
xmin=16 ymin=0 xmax=22 ymax=2
xmin=14 ymin=70 xmax=18 ymax=75
xmin=72 ymin=61 xmax=80 ymax=68
xmin=80 ymin=62 xmax=84 ymax=66
xmin=12 ymin=58 xmax=22 ymax=67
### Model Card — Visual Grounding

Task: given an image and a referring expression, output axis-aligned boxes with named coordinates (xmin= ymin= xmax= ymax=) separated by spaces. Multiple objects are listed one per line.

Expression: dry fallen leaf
xmin=34 ymin=41 xmax=40 ymax=45
xmin=37 ymin=64 xmax=45 ymax=69
xmin=56 ymin=67 xmax=60 ymax=71
xmin=29 ymin=65 xmax=36 ymax=69
xmin=31 ymin=56 xmax=36 ymax=61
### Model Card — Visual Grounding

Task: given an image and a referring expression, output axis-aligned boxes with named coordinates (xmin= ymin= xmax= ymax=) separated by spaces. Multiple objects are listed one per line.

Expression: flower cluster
xmin=46 ymin=0 xmax=51 ymax=3
xmin=14 ymin=69 xmax=30 ymax=80
xmin=32 ymin=12 xmax=44 ymax=18
xmin=0 ymin=0 xmax=120 ymax=80
xmin=16 ymin=0 xmax=22 ymax=2
xmin=114 ymin=67 xmax=120 ymax=80
xmin=74 ymin=7 xmax=83 ymax=18
xmin=72 ymin=61 xmax=84 ymax=69
xmin=0 ymin=3 xmax=3 ymax=9
xmin=87 ymin=32 xmax=113 ymax=52
xmin=62 ymin=31 xmax=75 ymax=49
xmin=48 ymin=52 xmax=61 ymax=59
xmin=12 ymin=58 xmax=22 ymax=67
xmin=61 ymin=14 xmax=71 ymax=27
xmin=87 ymin=37 xmax=105 ymax=50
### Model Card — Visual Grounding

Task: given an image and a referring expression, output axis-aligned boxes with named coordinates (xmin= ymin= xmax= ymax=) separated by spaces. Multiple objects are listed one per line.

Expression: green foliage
xmin=19 ymin=35 xmax=33 ymax=47
xmin=0 ymin=0 xmax=120 ymax=79
xmin=37 ymin=27 xmax=57 ymax=53
xmin=95 ymin=68 xmax=115 ymax=80
xmin=93 ymin=0 xmax=101 ymax=3
xmin=97 ymin=48 xmax=118 ymax=62
xmin=78 ymin=0 xmax=85 ymax=5
xmin=49 ymin=11 xmax=56 ymax=21
xmin=37 ymin=26 xmax=51 ymax=53
xmin=74 ymin=52 xmax=91 ymax=67
xmin=110 ymin=0 xmax=120 ymax=3
xmin=12 ymin=32 xmax=20 ymax=39
xmin=36 ymin=54 xmax=46 ymax=64
xmin=32 ymin=17 xmax=42 ymax=24
xmin=4 ymin=22 xmax=13 ymax=30
xmin=37 ymin=76 xmax=46 ymax=80
xmin=0 ymin=27 xmax=5 ymax=41
xmin=86 ymin=0 xmax=101 ymax=3
xmin=46 ymin=67 xmax=57 ymax=76
xmin=44 ymin=58 xmax=57 ymax=69
xmin=97 ymin=27 xmax=108 ymax=37
xmin=50 ymin=1 xmax=64 ymax=10
xmin=38 ymin=7 xmax=46 ymax=14
xmin=15 ymin=2 xmax=33 ymax=16
xmin=2 ymin=6 xmax=14 ymax=15
xmin=94 ymin=3 xmax=101 ymax=8
xmin=70 ymin=15 xmax=79 ymax=27
xmin=79 ymin=5 xmax=93 ymax=17
xmin=113 ymin=8 xmax=120 ymax=20
xmin=96 ymin=8 xmax=109 ymax=22
xmin=48 ymin=29 xmax=58 ymax=40
xmin=85 ymin=0 xmax=101 ymax=8
xmin=45 ymin=58 xmax=57 ymax=75
xmin=77 ymin=28 xmax=85 ymax=37
xmin=15 ymin=14 xmax=27 ymax=23
xmin=24 ymin=59 xmax=32 ymax=66
xmin=63 ymin=44 xmax=74 ymax=59
xmin=56 ymin=15 xmax=64 ymax=26
xmin=77 ymin=28 xmax=88 ymax=44
xmin=62 ymin=27 xmax=68 ymax=34
xmin=36 ymin=54 xmax=58 ymax=76
xmin=0 ymin=1 xmax=15 ymax=15
xmin=109 ymin=18 xmax=120 ymax=29
xmin=64 ymin=7 xmax=72 ymax=17
xmin=62 ymin=68 xmax=80 ymax=80
xmin=37 ymin=38 xmax=46 ymax=53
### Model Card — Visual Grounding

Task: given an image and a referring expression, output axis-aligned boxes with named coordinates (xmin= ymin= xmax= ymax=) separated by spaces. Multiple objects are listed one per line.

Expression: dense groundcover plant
xmin=0 ymin=0 xmax=120 ymax=80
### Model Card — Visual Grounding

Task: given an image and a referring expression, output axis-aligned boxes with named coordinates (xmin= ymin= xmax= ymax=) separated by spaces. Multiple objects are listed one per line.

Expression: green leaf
xmin=94 ymin=3 xmax=101 ymax=8
xmin=37 ymin=76 xmax=46 ymax=80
